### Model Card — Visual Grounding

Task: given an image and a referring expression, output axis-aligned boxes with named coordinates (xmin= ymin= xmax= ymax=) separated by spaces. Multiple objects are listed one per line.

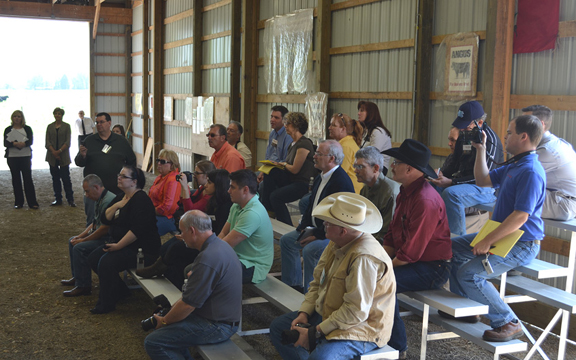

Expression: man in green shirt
xmin=218 ymin=169 xmax=273 ymax=283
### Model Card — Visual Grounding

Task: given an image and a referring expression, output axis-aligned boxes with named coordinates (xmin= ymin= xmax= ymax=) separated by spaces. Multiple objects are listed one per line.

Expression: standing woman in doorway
xmin=4 ymin=110 xmax=39 ymax=209
xmin=357 ymin=101 xmax=392 ymax=175
xmin=45 ymin=107 xmax=75 ymax=207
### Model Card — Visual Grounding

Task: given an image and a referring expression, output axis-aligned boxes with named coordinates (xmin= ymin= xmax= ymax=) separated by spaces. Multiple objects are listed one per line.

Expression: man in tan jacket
xmin=270 ymin=192 xmax=396 ymax=359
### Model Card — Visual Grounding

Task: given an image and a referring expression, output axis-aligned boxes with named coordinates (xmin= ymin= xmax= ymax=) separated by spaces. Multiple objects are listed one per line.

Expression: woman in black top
xmin=88 ymin=165 xmax=160 ymax=314
xmin=4 ymin=110 xmax=39 ymax=209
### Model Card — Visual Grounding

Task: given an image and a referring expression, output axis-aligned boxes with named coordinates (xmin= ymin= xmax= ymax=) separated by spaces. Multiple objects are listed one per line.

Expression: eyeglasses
xmin=392 ymin=159 xmax=405 ymax=166
xmin=117 ymin=174 xmax=135 ymax=180
xmin=352 ymin=164 xmax=367 ymax=170
xmin=193 ymin=171 xmax=205 ymax=176
xmin=314 ymin=152 xmax=331 ymax=157
xmin=156 ymin=159 xmax=172 ymax=165
xmin=95 ymin=121 xmax=107 ymax=125
xmin=206 ymin=133 xmax=221 ymax=138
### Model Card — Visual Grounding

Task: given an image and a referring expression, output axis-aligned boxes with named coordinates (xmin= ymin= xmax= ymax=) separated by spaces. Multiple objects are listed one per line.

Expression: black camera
xmin=176 ymin=171 xmax=193 ymax=182
xmin=141 ymin=294 xmax=172 ymax=331
xmin=281 ymin=323 xmax=311 ymax=345
xmin=459 ymin=127 xmax=481 ymax=143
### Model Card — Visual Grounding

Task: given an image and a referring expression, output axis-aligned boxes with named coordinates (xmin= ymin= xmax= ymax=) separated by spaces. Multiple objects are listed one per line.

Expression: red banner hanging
xmin=513 ymin=0 xmax=560 ymax=54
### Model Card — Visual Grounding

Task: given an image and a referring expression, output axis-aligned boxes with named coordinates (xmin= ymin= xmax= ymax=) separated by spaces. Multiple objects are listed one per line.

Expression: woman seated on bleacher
xmin=260 ymin=112 xmax=318 ymax=225
xmin=88 ymin=165 xmax=161 ymax=314
xmin=148 ymin=149 xmax=182 ymax=235
xmin=178 ymin=160 xmax=216 ymax=213
xmin=328 ymin=113 xmax=364 ymax=193
xmin=137 ymin=169 xmax=233 ymax=289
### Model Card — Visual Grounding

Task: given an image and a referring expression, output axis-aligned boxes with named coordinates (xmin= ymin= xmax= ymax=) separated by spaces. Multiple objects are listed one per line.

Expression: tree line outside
xmin=0 ymin=73 xmax=89 ymax=91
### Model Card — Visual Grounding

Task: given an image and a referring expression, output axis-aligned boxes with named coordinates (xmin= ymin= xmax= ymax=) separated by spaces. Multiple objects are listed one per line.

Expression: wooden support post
xmin=483 ymin=0 xmax=515 ymax=143
xmin=125 ymin=23 xmax=132 ymax=143
xmin=142 ymin=0 xmax=150 ymax=166
xmin=413 ymin=0 xmax=433 ymax=145
xmin=241 ymin=0 xmax=258 ymax=163
xmin=193 ymin=0 xmax=203 ymax=96
xmin=153 ymin=0 xmax=164 ymax=170
xmin=89 ymin=29 xmax=96 ymax=119
xmin=230 ymin=0 xmax=242 ymax=122
xmin=315 ymin=0 xmax=331 ymax=94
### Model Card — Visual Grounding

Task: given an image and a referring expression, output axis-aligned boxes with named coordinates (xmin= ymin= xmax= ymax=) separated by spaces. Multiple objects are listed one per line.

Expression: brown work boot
xmin=482 ymin=321 xmax=523 ymax=342
xmin=136 ymin=257 xmax=167 ymax=278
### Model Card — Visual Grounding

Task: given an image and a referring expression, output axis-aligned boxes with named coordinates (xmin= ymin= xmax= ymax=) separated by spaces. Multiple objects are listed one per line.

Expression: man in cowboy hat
xmin=269 ymin=192 xmax=396 ymax=359
xmin=430 ymin=101 xmax=504 ymax=235
xmin=449 ymin=115 xmax=545 ymax=342
xmin=382 ymin=139 xmax=453 ymax=356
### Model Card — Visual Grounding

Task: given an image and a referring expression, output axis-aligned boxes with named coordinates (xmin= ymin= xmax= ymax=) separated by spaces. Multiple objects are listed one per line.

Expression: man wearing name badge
xmin=144 ymin=210 xmax=242 ymax=359
xmin=448 ymin=115 xmax=546 ymax=342
xmin=269 ymin=193 xmax=396 ymax=359
xmin=208 ymin=124 xmax=245 ymax=173
xmin=522 ymin=105 xmax=576 ymax=220
xmin=218 ymin=169 xmax=273 ymax=284
xmin=75 ymin=112 xmax=136 ymax=227
xmin=430 ymin=101 xmax=504 ymax=235
xmin=61 ymin=174 xmax=116 ymax=297
xmin=75 ymin=110 xmax=95 ymax=148
xmin=257 ymin=105 xmax=293 ymax=185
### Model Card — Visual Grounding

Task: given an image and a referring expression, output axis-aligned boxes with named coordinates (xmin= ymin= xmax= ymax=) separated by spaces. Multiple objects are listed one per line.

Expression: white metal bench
xmin=397 ymin=291 xmax=526 ymax=360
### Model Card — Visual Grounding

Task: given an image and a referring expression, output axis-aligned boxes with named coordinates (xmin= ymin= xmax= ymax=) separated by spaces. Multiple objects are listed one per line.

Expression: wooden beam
xmin=330 ymin=91 xmax=412 ymax=100
xmin=201 ymin=30 xmax=231 ymax=42
xmin=429 ymin=146 xmax=451 ymax=157
xmin=164 ymin=8 xmax=193 ymax=25
xmin=483 ymin=0 xmax=515 ymax=143
xmin=193 ymin=0 xmax=203 ymax=96
xmin=316 ymin=0 xmax=331 ymax=95
xmin=163 ymin=66 xmax=194 ymax=75
xmin=330 ymin=0 xmax=381 ymax=11
xmin=142 ymin=0 xmax=150 ymax=165
xmin=125 ymin=22 xmax=132 ymax=140
xmin=0 ymin=2 xmax=132 ymax=24
xmin=93 ymin=52 xmax=125 ymax=57
xmin=202 ymin=0 xmax=231 ymax=12
xmin=200 ymin=62 xmax=231 ymax=70
xmin=413 ymin=0 xmax=433 ymax=145
xmin=164 ymin=37 xmax=194 ymax=50
xmin=559 ymin=20 xmax=576 ymax=38
xmin=330 ymin=39 xmax=414 ymax=55
xmin=432 ymin=31 xmax=486 ymax=45
xmin=153 ymin=0 xmax=164 ymax=168
xmin=89 ymin=30 xmax=95 ymax=120
xmin=241 ymin=0 xmax=259 ymax=165
xmin=256 ymin=94 xmax=307 ymax=104
xmin=93 ymin=0 xmax=103 ymax=39
xmin=431 ymin=91 xmax=483 ymax=101
xmin=94 ymin=93 xmax=126 ymax=96
xmin=510 ymin=94 xmax=576 ymax=112
xmin=94 ymin=73 xmax=126 ymax=77
xmin=230 ymin=0 xmax=242 ymax=122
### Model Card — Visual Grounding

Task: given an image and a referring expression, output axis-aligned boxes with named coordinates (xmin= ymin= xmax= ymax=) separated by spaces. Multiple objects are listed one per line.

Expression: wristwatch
xmin=315 ymin=329 xmax=323 ymax=339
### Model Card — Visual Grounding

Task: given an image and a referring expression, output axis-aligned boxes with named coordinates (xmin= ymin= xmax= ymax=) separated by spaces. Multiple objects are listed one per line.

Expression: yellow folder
xmin=470 ymin=220 xmax=524 ymax=258
xmin=258 ymin=160 xmax=284 ymax=175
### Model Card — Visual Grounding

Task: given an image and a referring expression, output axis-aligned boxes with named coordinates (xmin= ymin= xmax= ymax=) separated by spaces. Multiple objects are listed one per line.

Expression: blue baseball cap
xmin=452 ymin=101 xmax=484 ymax=129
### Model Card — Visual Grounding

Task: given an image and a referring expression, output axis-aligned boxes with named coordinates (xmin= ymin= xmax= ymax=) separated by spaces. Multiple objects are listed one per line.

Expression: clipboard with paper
xmin=6 ymin=129 xmax=28 ymax=143
xmin=470 ymin=220 xmax=524 ymax=258
xmin=258 ymin=160 xmax=284 ymax=175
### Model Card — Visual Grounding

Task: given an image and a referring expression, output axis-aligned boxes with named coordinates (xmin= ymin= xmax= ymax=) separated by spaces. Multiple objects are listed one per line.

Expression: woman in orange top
xmin=148 ymin=149 xmax=181 ymax=235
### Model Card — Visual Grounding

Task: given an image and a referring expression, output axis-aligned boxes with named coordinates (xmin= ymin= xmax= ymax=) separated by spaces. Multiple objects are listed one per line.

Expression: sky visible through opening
xmin=0 ymin=17 xmax=90 ymax=170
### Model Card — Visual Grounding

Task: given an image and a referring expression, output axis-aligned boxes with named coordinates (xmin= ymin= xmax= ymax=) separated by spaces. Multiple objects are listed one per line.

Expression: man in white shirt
xmin=75 ymin=110 xmax=95 ymax=147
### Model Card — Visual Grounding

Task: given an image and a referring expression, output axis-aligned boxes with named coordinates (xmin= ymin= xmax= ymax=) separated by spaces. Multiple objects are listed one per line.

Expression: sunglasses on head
xmin=156 ymin=159 xmax=172 ymax=165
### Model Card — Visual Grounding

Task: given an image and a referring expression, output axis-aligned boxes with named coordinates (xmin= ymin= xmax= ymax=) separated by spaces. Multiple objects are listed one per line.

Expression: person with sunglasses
xmin=75 ymin=112 xmax=136 ymax=227
xmin=149 ymin=149 xmax=182 ymax=236
xmin=207 ymin=124 xmax=245 ymax=173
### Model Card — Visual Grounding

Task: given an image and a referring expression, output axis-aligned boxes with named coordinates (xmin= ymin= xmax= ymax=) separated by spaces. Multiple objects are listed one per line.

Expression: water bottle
xmin=182 ymin=279 xmax=188 ymax=292
xmin=308 ymin=176 xmax=314 ymax=192
xmin=136 ymin=248 xmax=145 ymax=270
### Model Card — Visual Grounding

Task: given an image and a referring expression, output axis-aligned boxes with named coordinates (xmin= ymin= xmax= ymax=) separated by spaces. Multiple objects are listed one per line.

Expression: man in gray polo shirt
xmin=144 ymin=210 xmax=242 ymax=359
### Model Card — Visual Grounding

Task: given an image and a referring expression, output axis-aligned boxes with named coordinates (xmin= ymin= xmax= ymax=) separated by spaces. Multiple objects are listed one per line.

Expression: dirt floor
xmin=1 ymin=167 xmax=575 ymax=360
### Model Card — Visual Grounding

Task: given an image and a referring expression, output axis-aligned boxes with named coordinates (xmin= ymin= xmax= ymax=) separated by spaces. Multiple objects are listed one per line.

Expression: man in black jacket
xmin=279 ymin=140 xmax=354 ymax=293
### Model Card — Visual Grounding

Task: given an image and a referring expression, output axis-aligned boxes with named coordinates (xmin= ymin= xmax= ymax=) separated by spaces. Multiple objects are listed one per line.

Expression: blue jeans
xmin=145 ymin=313 xmax=238 ymax=360
xmin=270 ymin=311 xmax=378 ymax=360
xmin=449 ymin=234 xmax=540 ymax=328
xmin=280 ymin=230 xmax=329 ymax=291
xmin=68 ymin=236 xmax=110 ymax=288
xmin=388 ymin=260 xmax=451 ymax=352
xmin=299 ymin=193 xmax=311 ymax=215
xmin=441 ymin=184 xmax=496 ymax=235
xmin=49 ymin=164 xmax=74 ymax=203
xmin=156 ymin=216 xmax=178 ymax=236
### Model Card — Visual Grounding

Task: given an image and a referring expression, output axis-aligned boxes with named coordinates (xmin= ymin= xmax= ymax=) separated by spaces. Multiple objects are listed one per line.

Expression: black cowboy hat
xmin=382 ymin=139 xmax=438 ymax=179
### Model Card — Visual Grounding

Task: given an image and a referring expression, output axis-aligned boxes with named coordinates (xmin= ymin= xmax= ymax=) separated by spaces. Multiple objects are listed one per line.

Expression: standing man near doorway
xmin=75 ymin=112 xmax=136 ymax=227
xmin=75 ymin=110 xmax=95 ymax=148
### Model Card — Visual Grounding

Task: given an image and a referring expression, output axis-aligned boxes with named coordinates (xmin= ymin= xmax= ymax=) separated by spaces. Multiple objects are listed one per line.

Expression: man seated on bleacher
xmin=381 ymin=139 xmax=453 ymax=357
xmin=430 ymin=101 xmax=504 ymax=235
xmin=218 ymin=169 xmax=273 ymax=284
xmin=449 ymin=115 xmax=545 ymax=342
xmin=61 ymin=174 xmax=116 ymax=297
xmin=354 ymin=146 xmax=399 ymax=243
xmin=144 ymin=210 xmax=242 ymax=359
xmin=280 ymin=140 xmax=354 ymax=293
xmin=522 ymin=105 xmax=576 ymax=220
xmin=270 ymin=193 xmax=396 ymax=359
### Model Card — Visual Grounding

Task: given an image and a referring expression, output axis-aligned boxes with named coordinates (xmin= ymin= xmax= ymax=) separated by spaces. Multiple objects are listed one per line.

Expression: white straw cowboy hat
xmin=312 ymin=192 xmax=383 ymax=233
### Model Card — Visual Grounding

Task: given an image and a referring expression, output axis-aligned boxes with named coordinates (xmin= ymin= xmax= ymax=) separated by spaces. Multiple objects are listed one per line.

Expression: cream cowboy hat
xmin=312 ymin=192 xmax=383 ymax=233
